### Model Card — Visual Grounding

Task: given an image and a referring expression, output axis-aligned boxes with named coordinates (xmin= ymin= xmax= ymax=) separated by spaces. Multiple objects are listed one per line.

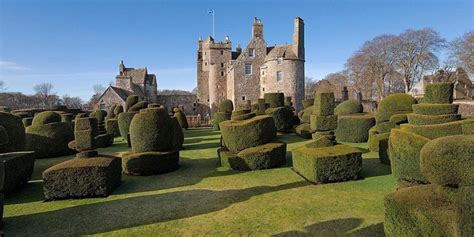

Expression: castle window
xmin=277 ymin=57 xmax=283 ymax=65
xmin=205 ymin=62 xmax=208 ymax=66
xmin=242 ymin=96 xmax=246 ymax=101
xmin=262 ymin=87 xmax=265 ymax=91
xmin=249 ymin=48 xmax=255 ymax=57
xmin=221 ymin=63 xmax=224 ymax=68
xmin=245 ymin=64 xmax=252 ymax=75
xmin=277 ymin=71 xmax=283 ymax=81
xmin=261 ymin=70 xmax=265 ymax=76
xmin=220 ymin=50 xmax=224 ymax=55
xmin=220 ymin=71 xmax=224 ymax=76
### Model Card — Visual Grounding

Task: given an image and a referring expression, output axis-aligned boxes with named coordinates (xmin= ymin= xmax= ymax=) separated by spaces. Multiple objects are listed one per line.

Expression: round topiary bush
xmin=376 ymin=93 xmax=417 ymax=123
xmin=125 ymin=95 xmax=140 ymax=111
xmin=220 ymin=115 xmax=277 ymax=153
xmin=406 ymin=113 xmax=461 ymax=126
xmin=264 ymin=93 xmax=284 ymax=108
xmin=32 ymin=111 xmax=61 ymax=126
xmin=334 ymin=100 xmax=363 ymax=116
xmin=335 ymin=114 xmax=376 ymax=142
xmin=412 ymin=103 xmax=459 ymax=115
xmin=423 ymin=82 xmax=454 ymax=104
xmin=219 ymin=99 xmax=234 ymax=113
xmin=265 ymin=107 xmax=294 ymax=132
xmin=129 ymin=108 xmax=175 ymax=153
xmin=0 ymin=112 xmax=26 ymax=153
xmin=118 ymin=112 xmax=137 ymax=142
xmin=420 ymin=135 xmax=474 ymax=187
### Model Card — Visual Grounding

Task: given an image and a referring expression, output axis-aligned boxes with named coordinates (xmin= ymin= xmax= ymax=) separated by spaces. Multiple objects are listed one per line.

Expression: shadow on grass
xmin=273 ymin=218 xmax=385 ymax=237
xmin=184 ymin=142 xmax=220 ymax=150
xmin=362 ymin=158 xmax=391 ymax=178
xmin=183 ymin=128 xmax=220 ymax=138
xmin=5 ymin=181 xmax=310 ymax=236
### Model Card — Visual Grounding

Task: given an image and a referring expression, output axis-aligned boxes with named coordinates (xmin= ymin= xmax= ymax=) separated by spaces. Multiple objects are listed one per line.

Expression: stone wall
xmin=96 ymin=89 xmax=125 ymax=111
xmin=156 ymin=94 xmax=198 ymax=115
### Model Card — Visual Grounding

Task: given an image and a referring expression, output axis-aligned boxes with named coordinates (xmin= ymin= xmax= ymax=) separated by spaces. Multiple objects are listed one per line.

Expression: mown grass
xmin=4 ymin=128 xmax=394 ymax=236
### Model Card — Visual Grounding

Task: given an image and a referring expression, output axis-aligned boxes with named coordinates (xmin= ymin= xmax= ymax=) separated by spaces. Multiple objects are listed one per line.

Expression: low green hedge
xmin=265 ymin=107 xmax=294 ymax=132
xmin=412 ymin=103 xmax=459 ymax=115
xmin=310 ymin=114 xmax=337 ymax=132
xmin=0 ymin=151 xmax=35 ymax=194
xmin=212 ymin=112 xmax=231 ymax=130
xmin=335 ymin=114 xmax=375 ymax=143
xmin=122 ymin=150 xmax=179 ymax=175
xmin=292 ymin=144 xmax=362 ymax=183
xmin=420 ymin=135 xmax=474 ymax=187
xmin=389 ymin=129 xmax=431 ymax=185
xmin=220 ymin=115 xmax=276 ymax=153
xmin=118 ymin=112 xmax=137 ymax=143
xmin=399 ymin=120 xmax=465 ymax=139
xmin=129 ymin=108 xmax=175 ymax=152
xmin=423 ymin=82 xmax=454 ymax=104
xmin=295 ymin=123 xmax=312 ymax=139
xmin=229 ymin=142 xmax=286 ymax=170
xmin=334 ymin=100 xmax=363 ymax=115
xmin=407 ymin=113 xmax=461 ymax=126
xmin=26 ymin=122 xmax=74 ymax=158
xmin=264 ymin=93 xmax=284 ymax=108
xmin=0 ymin=112 xmax=25 ymax=153
xmin=43 ymin=156 xmax=122 ymax=199
xmin=389 ymin=114 xmax=408 ymax=125
xmin=312 ymin=93 xmax=335 ymax=116
xmin=368 ymin=132 xmax=390 ymax=152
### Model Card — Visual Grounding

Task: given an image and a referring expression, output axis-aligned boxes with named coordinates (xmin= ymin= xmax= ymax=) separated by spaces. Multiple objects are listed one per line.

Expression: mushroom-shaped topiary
xmin=334 ymin=100 xmax=363 ymax=116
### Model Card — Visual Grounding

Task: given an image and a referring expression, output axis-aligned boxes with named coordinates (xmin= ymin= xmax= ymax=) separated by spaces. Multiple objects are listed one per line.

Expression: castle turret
xmin=119 ymin=60 xmax=125 ymax=75
xmin=293 ymin=17 xmax=304 ymax=60
xmin=252 ymin=17 xmax=263 ymax=38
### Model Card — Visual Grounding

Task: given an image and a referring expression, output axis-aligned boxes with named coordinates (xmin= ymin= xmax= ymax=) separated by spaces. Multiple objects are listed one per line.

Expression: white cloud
xmin=0 ymin=61 xmax=30 ymax=71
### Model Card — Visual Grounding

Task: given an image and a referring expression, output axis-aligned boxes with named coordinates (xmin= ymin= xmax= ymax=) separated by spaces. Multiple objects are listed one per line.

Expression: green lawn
xmin=4 ymin=128 xmax=394 ymax=236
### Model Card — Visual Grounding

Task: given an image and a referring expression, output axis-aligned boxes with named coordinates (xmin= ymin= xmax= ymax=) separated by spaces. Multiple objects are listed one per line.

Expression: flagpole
xmin=208 ymin=9 xmax=215 ymax=39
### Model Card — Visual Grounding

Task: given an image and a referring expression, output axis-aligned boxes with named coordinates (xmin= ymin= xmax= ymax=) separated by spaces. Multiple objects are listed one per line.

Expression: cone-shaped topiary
xmin=26 ymin=111 xmax=74 ymax=158
xmin=334 ymin=100 xmax=363 ymax=115
xmin=264 ymin=93 xmax=284 ymax=108
xmin=125 ymin=95 xmax=139 ymax=111
xmin=423 ymin=82 xmax=454 ymax=104
xmin=0 ymin=112 xmax=26 ymax=153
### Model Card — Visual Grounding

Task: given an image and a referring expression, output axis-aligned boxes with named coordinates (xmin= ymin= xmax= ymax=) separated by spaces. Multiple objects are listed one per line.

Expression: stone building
xmin=197 ymin=17 xmax=305 ymax=113
xmin=96 ymin=61 xmax=197 ymax=114
xmin=411 ymin=67 xmax=473 ymax=100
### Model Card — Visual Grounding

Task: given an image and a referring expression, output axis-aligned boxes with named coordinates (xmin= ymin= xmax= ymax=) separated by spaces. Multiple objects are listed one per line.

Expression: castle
xmin=197 ymin=17 xmax=305 ymax=113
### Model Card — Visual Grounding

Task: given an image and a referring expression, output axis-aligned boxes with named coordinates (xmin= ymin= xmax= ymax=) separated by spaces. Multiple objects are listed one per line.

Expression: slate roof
xmin=265 ymin=45 xmax=298 ymax=62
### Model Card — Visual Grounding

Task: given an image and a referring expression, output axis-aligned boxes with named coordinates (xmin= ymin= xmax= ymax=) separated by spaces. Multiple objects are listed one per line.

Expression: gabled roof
xmin=96 ymin=86 xmax=131 ymax=103
xmin=123 ymin=67 xmax=147 ymax=84
xmin=265 ymin=45 xmax=297 ymax=62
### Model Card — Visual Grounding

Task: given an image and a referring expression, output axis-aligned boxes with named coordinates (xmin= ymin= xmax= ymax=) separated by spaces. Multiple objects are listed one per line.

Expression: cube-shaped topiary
xmin=406 ymin=113 xmax=461 ymax=126
xmin=264 ymin=93 xmax=284 ymax=108
xmin=388 ymin=129 xmax=431 ymax=185
xmin=26 ymin=111 xmax=74 ymax=158
xmin=122 ymin=150 xmax=179 ymax=175
xmin=412 ymin=103 xmax=459 ymax=115
xmin=218 ymin=142 xmax=286 ymax=171
xmin=310 ymin=114 xmax=337 ymax=132
xmin=231 ymin=112 xmax=256 ymax=121
xmin=129 ymin=108 xmax=176 ymax=152
xmin=423 ymin=82 xmax=454 ymax=104
xmin=0 ymin=151 xmax=35 ymax=194
xmin=335 ymin=114 xmax=375 ymax=143
xmin=375 ymin=93 xmax=416 ymax=123
xmin=334 ymin=100 xmax=363 ymax=115
xmin=312 ymin=93 xmax=335 ymax=116
xmin=219 ymin=99 xmax=234 ymax=113
xmin=0 ymin=112 xmax=26 ymax=153
xmin=43 ymin=156 xmax=122 ymax=200
xmin=304 ymin=136 xmax=335 ymax=148
xmin=118 ymin=112 xmax=137 ymax=144
xmin=265 ymin=107 xmax=294 ymax=132
xmin=106 ymin=119 xmax=120 ymax=137
xmin=220 ymin=115 xmax=276 ymax=153
xmin=68 ymin=117 xmax=98 ymax=152
xmin=292 ymin=144 xmax=362 ymax=184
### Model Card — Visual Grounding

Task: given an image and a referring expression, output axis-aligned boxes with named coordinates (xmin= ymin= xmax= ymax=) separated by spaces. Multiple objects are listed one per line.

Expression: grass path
xmin=4 ymin=128 xmax=394 ymax=236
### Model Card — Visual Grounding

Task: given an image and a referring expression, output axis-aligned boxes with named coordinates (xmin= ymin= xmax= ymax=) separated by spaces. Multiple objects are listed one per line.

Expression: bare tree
xmin=93 ymin=84 xmax=106 ymax=96
xmin=393 ymin=28 xmax=445 ymax=93
xmin=34 ymin=83 xmax=53 ymax=97
xmin=304 ymin=76 xmax=317 ymax=99
xmin=62 ymin=94 xmax=83 ymax=109
xmin=449 ymin=31 xmax=474 ymax=74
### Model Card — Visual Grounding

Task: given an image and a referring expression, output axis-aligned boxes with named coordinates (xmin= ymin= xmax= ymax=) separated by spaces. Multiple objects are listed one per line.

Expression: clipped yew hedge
xmin=335 ymin=114 xmax=375 ymax=143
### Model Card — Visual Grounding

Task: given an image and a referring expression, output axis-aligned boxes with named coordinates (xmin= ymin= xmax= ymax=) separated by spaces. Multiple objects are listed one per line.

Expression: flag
xmin=208 ymin=9 xmax=214 ymax=15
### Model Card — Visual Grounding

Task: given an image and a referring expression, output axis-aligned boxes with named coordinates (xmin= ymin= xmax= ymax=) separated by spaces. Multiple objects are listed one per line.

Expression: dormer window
xmin=249 ymin=48 xmax=255 ymax=57
xmin=277 ymin=57 xmax=283 ymax=65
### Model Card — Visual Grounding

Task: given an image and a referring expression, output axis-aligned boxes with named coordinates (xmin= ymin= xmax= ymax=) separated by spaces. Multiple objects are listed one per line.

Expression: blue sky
xmin=0 ymin=0 xmax=473 ymax=100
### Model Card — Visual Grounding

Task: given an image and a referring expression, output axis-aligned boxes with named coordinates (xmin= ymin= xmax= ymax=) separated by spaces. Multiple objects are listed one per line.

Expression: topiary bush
xmin=219 ymin=99 xmax=234 ymax=113
xmin=220 ymin=115 xmax=276 ymax=153
xmin=114 ymin=105 xmax=124 ymax=116
xmin=310 ymin=114 xmax=337 ymax=132
xmin=212 ymin=112 xmax=231 ymax=130
xmin=284 ymin=96 xmax=293 ymax=108
xmin=335 ymin=114 xmax=375 ymax=143
xmin=295 ymin=123 xmax=312 ymax=139
xmin=174 ymin=109 xmax=188 ymax=129
xmin=334 ymin=100 xmax=363 ymax=115
xmin=129 ymin=101 xmax=149 ymax=112
xmin=292 ymin=144 xmax=362 ymax=183
xmin=265 ymin=107 xmax=294 ymax=132
xmin=406 ymin=113 xmax=461 ymax=126
xmin=368 ymin=132 xmax=390 ymax=152
xmin=302 ymin=98 xmax=314 ymax=109
xmin=399 ymin=120 xmax=466 ymax=140
xmin=231 ymin=112 xmax=256 ymax=121
xmin=22 ymin=117 xmax=33 ymax=128
xmin=118 ymin=112 xmax=137 ymax=144
xmin=122 ymin=150 xmax=179 ymax=175
xmin=106 ymin=105 xmax=117 ymax=120
xmin=312 ymin=93 xmax=335 ymax=116
xmin=0 ymin=151 xmax=35 ymax=194
xmin=264 ymin=93 xmax=284 ymax=108
xmin=171 ymin=116 xmax=184 ymax=149
xmin=0 ymin=112 xmax=25 ymax=153
xmin=106 ymin=119 xmax=120 ymax=137
xmin=389 ymin=114 xmax=408 ymax=125
xmin=32 ymin=111 xmax=61 ymax=126
xmin=423 ymin=82 xmax=454 ymax=104
xmin=224 ymin=142 xmax=286 ymax=171
xmin=125 ymin=95 xmax=140 ymax=111
xmin=129 ymin=108 xmax=175 ymax=153
xmin=300 ymin=106 xmax=313 ymax=123
xmin=376 ymin=93 xmax=416 ymax=123
xmin=26 ymin=122 xmax=74 ymax=158
xmin=68 ymin=117 xmax=98 ymax=152
xmin=412 ymin=103 xmax=459 ymax=115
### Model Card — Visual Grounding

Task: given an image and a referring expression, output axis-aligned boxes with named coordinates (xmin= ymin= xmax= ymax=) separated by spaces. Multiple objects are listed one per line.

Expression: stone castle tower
xmin=197 ymin=17 xmax=305 ymax=113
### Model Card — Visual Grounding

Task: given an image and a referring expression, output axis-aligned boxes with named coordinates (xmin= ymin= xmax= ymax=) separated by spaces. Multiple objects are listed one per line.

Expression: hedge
xmin=379 ymin=136 xmax=390 ymax=165
xmin=255 ymin=98 xmax=266 ymax=115
xmin=265 ymin=107 xmax=294 ymax=132
xmin=125 ymin=95 xmax=140 ymax=111
xmin=424 ymin=82 xmax=454 ymax=104
xmin=60 ymin=113 xmax=74 ymax=124
xmin=310 ymin=114 xmax=337 ymax=132
xmin=312 ymin=93 xmax=335 ymax=116
xmin=32 ymin=111 xmax=61 ymax=126
xmin=368 ymin=132 xmax=390 ymax=152
xmin=0 ymin=112 xmax=25 ymax=153
xmin=129 ymin=101 xmax=149 ymax=112
xmin=376 ymin=93 xmax=416 ymax=123
xmin=43 ymin=156 xmax=122 ymax=200
xmin=412 ymin=103 xmax=459 ymax=115
xmin=129 ymin=108 xmax=175 ymax=152
xmin=420 ymin=135 xmax=474 ymax=187
xmin=384 ymin=184 xmax=456 ymax=237
xmin=399 ymin=120 xmax=466 ymax=140
xmin=118 ymin=112 xmax=137 ymax=143
xmin=312 ymin=130 xmax=335 ymax=141
xmin=218 ymin=99 xmax=234 ymax=113
xmin=264 ymin=93 xmax=284 ymax=108
xmin=69 ymin=117 xmax=98 ymax=151
xmin=335 ymin=114 xmax=375 ymax=143
xmin=292 ymin=144 xmax=362 ymax=183
xmin=295 ymin=123 xmax=312 ymax=139
xmin=212 ymin=112 xmax=231 ymax=130
xmin=304 ymin=136 xmax=335 ymax=148
xmin=230 ymin=142 xmax=287 ymax=170
xmin=407 ymin=113 xmax=461 ymax=126
xmin=106 ymin=119 xmax=120 ymax=137
xmin=300 ymin=106 xmax=313 ymax=123
xmin=389 ymin=129 xmax=431 ymax=185
xmin=25 ymin=121 xmax=74 ymax=158
xmin=220 ymin=115 xmax=276 ymax=153
xmin=95 ymin=133 xmax=114 ymax=148
xmin=389 ymin=114 xmax=408 ymax=125
xmin=231 ymin=112 xmax=256 ymax=121
xmin=122 ymin=150 xmax=179 ymax=175
xmin=334 ymin=100 xmax=363 ymax=115
xmin=0 ymin=151 xmax=35 ymax=194
xmin=232 ymin=109 xmax=251 ymax=116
